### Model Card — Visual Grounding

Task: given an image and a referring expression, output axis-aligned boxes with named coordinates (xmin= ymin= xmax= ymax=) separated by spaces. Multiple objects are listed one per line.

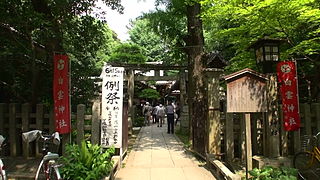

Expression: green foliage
xmin=200 ymin=0 xmax=320 ymax=102
xmin=61 ymin=141 xmax=115 ymax=180
xmin=249 ymin=166 xmax=298 ymax=180
xmin=0 ymin=0 xmax=122 ymax=105
xmin=108 ymin=43 xmax=147 ymax=64
xmin=133 ymin=116 xmax=145 ymax=127
xmin=138 ymin=88 xmax=161 ymax=99
xmin=129 ymin=18 xmax=170 ymax=62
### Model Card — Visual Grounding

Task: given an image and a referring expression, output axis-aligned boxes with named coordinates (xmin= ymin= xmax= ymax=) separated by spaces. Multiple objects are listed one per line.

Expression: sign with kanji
xmin=53 ymin=54 xmax=71 ymax=134
xmin=277 ymin=61 xmax=300 ymax=131
xmin=101 ymin=66 xmax=124 ymax=148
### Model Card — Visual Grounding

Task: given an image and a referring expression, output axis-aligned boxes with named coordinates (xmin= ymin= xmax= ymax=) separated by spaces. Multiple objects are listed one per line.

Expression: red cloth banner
xmin=277 ymin=61 xmax=300 ymax=131
xmin=53 ymin=54 xmax=70 ymax=134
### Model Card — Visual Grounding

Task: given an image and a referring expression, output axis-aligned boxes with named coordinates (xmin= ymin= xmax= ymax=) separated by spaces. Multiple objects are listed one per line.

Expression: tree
xmin=149 ymin=0 xmax=207 ymax=155
xmin=200 ymin=0 xmax=320 ymax=102
xmin=128 ymin=18 xmax=170 ymax=62
xmin=108 ymin=43 xmax=147 ymax=64
xmin=0 ymin=0 xmax=123 ymax=106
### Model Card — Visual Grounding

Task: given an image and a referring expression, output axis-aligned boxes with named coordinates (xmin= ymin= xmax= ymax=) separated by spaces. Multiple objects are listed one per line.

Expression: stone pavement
xmin=115 ymin=123 xmax=217 ymax=180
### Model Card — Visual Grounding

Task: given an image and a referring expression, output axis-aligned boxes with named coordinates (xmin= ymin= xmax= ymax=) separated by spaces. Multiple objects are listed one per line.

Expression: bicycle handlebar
xmin=22 ymin=130 xmax=60 ymax=145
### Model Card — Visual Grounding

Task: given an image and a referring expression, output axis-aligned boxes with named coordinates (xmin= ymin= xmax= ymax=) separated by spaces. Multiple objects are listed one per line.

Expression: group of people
xmin=142 ymin=101 xmax=180 ymax=134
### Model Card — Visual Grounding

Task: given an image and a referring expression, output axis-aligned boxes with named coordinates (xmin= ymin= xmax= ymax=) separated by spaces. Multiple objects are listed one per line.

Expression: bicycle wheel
xmin=49 ymin=166 xmax=62 ymax=180
xmin=294 ymin=152 xmax=315 ymax=171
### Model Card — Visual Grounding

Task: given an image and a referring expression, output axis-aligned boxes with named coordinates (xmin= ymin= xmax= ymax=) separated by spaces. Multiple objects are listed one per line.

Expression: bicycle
xmin=0 ymin=135 xmax=7 ymax=180
xmin=293 ymin=132 xmax=320 ymax=178
xmin=22 ymin=130 xmax=62 ymax=180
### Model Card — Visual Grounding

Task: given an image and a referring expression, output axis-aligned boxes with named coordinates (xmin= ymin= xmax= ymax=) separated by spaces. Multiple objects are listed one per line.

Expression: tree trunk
xmin=185 ymin=3 xmax=207 ymax=155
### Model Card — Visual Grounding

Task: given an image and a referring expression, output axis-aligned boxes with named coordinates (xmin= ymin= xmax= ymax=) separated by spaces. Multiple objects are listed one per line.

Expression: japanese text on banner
xmin=53 ymin=54 xmax=71 ymax=134
xmin=277 ymin=61 xmax=300 ymax=131
xmin=101 ymin=66 xmax=124 ymax=148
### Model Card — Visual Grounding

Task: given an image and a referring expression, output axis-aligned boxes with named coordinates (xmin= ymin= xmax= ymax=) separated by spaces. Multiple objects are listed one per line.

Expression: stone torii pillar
xmin=205 ymin=68 xmax=224 ymax=156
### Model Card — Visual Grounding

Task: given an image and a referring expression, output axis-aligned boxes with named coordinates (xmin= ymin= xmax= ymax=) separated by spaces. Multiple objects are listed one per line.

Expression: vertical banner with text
xmin=53 ymin=54 xmax=71 ymax=134
xmin=101 ymin=66 xmax=124 ymax=148
xmin=277 ymin=61 xmax=300 ymax=131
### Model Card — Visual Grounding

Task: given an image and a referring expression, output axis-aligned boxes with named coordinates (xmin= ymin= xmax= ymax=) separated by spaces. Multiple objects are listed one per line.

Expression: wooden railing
xmin=223 ymin=103 xmax=320 ymax=163
xmin=0 ymin=102 xmax=107 ymax=158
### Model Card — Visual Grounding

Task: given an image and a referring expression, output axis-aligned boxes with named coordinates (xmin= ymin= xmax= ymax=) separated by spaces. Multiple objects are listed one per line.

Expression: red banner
xmin=277 ymin=61 xmax=300 ymax=131
xmin=53 ymin=54 xmax=70 ymax=134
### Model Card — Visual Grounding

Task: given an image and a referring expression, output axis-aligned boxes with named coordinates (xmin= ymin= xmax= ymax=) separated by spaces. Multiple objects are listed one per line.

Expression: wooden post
xmin=302 ymin=103 xmax=312 ymax=135
xmin=127 ymin=69 xmax=134 ymax=135
xmin=206 ymin=69 xmax=222 ymax=156
xmin=9 ymin=103 xmax=17 ymax=157
xmin=312 ymin=103 xmax=320 ymax=133
xmin=0 ymin=103 xmax=5 ymax=134
xmin=36 ymin=104 xmax=44 ymax=156
xmin=245 ymin=113 xmax=252 ymax=178
xmin=179 ymin=70 xmax=189 ymax=131
xmin=266 ymin=74 xmax=280 ymax=157
xmin=76 ymin=104 xmax=85 ymax=146
xmin=252 ymin=113 xmax=258 ymax=155
xmin=22 ymin=103 xmax=30 ymax=158
xmin=49 ymin=109 xmax=55 ymax=133
xmin=240 ymin=114 xmax=246 ymax=163
xmin=225 ymin=113 xmax=234 ymax=161
xmin=293 ymin=130 xmax=301 ymax=154
xmin=91 ymin=101 xmax=100 ymax=144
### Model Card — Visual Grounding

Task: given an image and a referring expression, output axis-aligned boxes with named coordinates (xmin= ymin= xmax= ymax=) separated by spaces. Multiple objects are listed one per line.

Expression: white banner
xmin=101 ymin=66 xmax=124 ymax=148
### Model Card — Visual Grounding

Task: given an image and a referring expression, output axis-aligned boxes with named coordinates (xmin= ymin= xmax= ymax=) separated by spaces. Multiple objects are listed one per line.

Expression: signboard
xmin=101 ymin=66 xmax=124 ymax=148
xmin=53 ymin=54 xmax=71 ymax=134
xmin=277 ymin=61 xmax=300 ymax=131
xmin=225 ymin=68 xmax=267 ymax=113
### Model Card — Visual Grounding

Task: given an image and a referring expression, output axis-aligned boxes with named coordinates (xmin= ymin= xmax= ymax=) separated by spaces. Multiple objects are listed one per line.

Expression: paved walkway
xmin=115 ymin=123 xmax=217 ymax=180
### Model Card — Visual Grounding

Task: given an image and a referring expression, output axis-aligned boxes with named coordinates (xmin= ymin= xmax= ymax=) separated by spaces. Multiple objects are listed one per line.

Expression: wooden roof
xmin=224 ymin=68 xmax=268 ymax=82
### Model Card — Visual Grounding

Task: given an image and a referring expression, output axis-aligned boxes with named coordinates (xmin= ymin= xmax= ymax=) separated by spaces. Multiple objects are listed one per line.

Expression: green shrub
xmin=249 ymin=166 xmax=298 ymax=180
xmin=134 ymin=116 xmax=145 ymax=127
xmin=60 ymin=141 xmax=115 ymax=180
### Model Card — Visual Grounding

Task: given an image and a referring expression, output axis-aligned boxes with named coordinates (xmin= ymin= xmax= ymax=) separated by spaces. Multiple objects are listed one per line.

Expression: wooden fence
xmin=222 ymin=103 xmax=320 ymax=163
xmin=0 ymin=102 xmax=128 ymax=158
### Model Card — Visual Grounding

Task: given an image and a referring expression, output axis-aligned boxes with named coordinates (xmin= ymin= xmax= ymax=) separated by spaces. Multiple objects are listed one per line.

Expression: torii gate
xmin=107 ymin=62 xmax=224 ymax=156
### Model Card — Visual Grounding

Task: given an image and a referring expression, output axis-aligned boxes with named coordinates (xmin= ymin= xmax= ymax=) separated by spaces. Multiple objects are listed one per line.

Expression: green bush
xmin=249 ymin=166 xmax=298 ymax=180
xmin=133 ymin=116 xmax=145 ymax=127
xmin=60 ymin=141 xmax=115 ymax=180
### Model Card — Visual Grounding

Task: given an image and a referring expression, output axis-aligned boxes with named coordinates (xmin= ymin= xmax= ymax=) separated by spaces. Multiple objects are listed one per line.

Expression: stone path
xmin=115 ymin=124 xmax=217 ymax=180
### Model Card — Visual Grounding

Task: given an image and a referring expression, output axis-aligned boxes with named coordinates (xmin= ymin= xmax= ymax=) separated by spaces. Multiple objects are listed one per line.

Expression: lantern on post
xmin=250 ymin=37 xmax=283 ymax=73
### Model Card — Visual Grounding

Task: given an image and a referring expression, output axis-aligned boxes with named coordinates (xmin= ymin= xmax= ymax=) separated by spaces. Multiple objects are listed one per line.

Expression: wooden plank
xmin=91 ymin=101 xmax=100 ymax=144
xmin=293 ymin=129 xmax=301 ymax=153
xmin=22 ymin=103 xmax=30 ymax=158
xmin=252 ymin=113 xmax=258 ymax=155
xmin=35 ymin=104 xmax=44 ymax=157
xmin=9 ymin=103 xmax=17 ymax=156
xmin=0 ymin=103 xmax=5 ymax=134
xmin=245 ymin=113 xmax=252 ymax=172
xmin=240 ymin=114 xmax=245 ymax=162
xmin=77 ymin=104 xmax=85 ymax=146
xmin=225 ymin=113 xmax=234 ymax=161
xmin=312 ymin=103 xmax=320 ymax=133
xmin=49 ymin=109 xmax=55 ymax=133
xmin=134 ymin=75 xmax=178 ymax=81
xmin=303 ymin=103 xmax=312 ymax=135
xmin=127 ymin=69 xmax=134 ymax=135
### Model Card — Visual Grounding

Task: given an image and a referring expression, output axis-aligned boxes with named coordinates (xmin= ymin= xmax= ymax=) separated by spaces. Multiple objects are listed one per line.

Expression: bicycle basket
xmin=38 ymin=139 xmax=60 ymax=154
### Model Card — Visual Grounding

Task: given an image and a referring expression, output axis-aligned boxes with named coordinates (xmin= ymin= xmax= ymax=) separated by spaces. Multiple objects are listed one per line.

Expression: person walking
xmin=152 ymin=104 xmax=159 ymax=124
xmin=156 ymin=104 xmax=165 ymax=127
xmin=142 ymin=102 xmax=152 ymax=126
xmin=165 ymin=101 xmax=175 ymax=134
